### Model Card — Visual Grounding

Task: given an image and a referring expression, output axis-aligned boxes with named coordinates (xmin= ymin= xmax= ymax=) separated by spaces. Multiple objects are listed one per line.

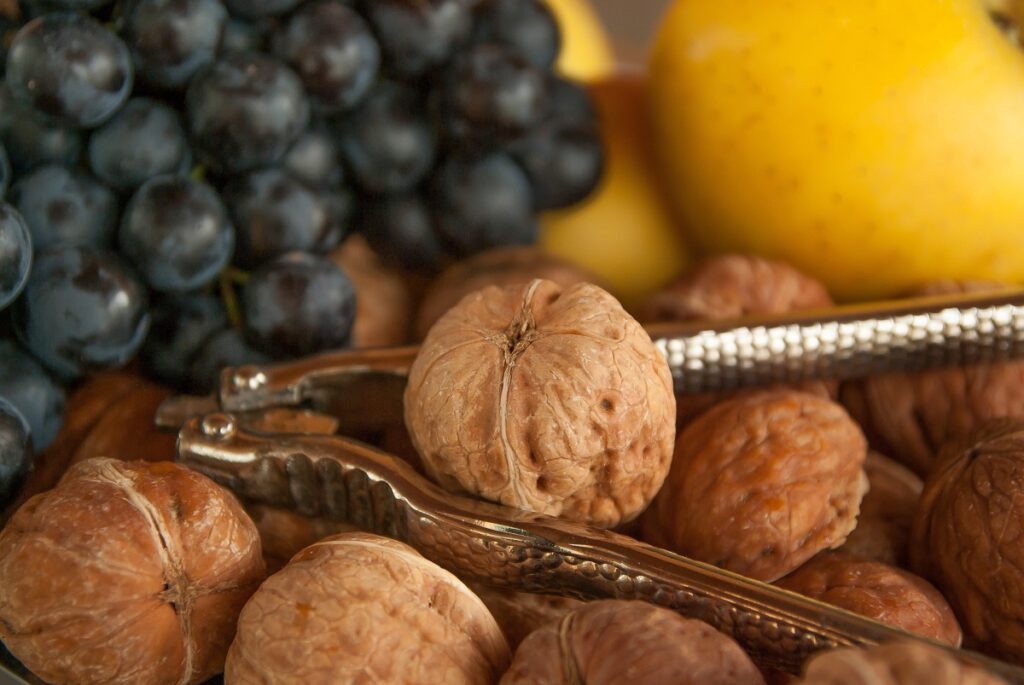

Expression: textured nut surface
xmin=0 ymin=458 xmax=265 ymax=685
xmin=796 ymin=642 xmax=1007 ymax=685
xmin=331 ymin=234 xmax=413 ymax=348
xmin=776 ymin=552 xmax=961 ymax=645
xmin=911 ymin=419 xmax=1024 ymax=664
xmin=415 ymin=247 xmax=599 ymax=339
xmin=499 ymin=600 xmax=765 ymax=685
xmin=469 ymin=586 xmax=583 ymax=650
xmin=841 ymin=281 xmax=1024 ymax=477
xmin=643 ymin=391 xmax=868 ymax=581
xmin=405 ymin=279 xmax=676 ymax=527
xmin=840 ymin=452 xmax=923 ymax=566
xmin=226 ymin=532 xmax=510 ymax=685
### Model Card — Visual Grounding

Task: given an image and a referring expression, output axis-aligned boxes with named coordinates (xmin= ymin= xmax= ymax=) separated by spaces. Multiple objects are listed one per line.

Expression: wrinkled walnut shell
xmin=499 ymin=600 xmax=765 ymax=685
xmin=911 ymin=419 xmax=1024 ymax=664
xmin=643 ymin=391 xmax=868 ymax=582
xmin=405 ymin=279 xmax=676 ymax=527
xmin=469 ymin=586 xmax=584 ymax=650
xmin=796 ymin=642 xmax=1007 ymax=685
xmin=839 ymin=452 xmax=923 ymax=566
xmin=0 ymin=458 xmax=265 ymax=685
xmin=226 ymin=532 xmax=510 ymax=684
xmin=776 ymin=552 xmax=961 ymax=645
xmin=330 ymin=234 xmax=413 ymax=348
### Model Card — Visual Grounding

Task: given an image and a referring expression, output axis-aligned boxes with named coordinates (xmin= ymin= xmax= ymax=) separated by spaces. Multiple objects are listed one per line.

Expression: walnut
xmin=910 ymin=419 xmax=1024 ymax=664
xmin=226 ymin=532 xmax=510 ymax=684
xmin=839 ymin=452 xmax=923 ymax=566
xmin=244 ymin=504 xmax=359 ymax=574
xmin=643 ymin=391 xmax=868 ymax=582
xmin=0 ymin=458 xmax=265 ymax=685
xmin=775 ymin=552 xmax=961 ymax=645
xmin=330 ymin=234 xmax=413 ymax=348
xmin=499 ymin=600 xmax=765 ymax=685
xmin=404 ymin=279 xmax=676 ymax=528
xmin=841 ymin=281 xmax=1024 ymax=477
xmin=796 ymin=642 xmax=1007 ymax=685
xmin=414 ymin=246 xmax=600 ymax=340
xmin=469 ymin=586 xmax=584 ymax=650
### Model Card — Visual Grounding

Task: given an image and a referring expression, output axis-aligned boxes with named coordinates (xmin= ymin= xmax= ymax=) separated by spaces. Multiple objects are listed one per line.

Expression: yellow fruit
xmin=545 ymin=0 xmax=616 ymax=81
xmin=542 ymin=76 xmax=691 ymax=305
xmin=650 ymin=0 xmax=1024 ymax=301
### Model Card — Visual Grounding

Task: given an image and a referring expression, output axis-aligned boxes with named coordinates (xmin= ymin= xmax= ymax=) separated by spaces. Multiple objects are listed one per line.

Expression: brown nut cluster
xmin=330 ymin=234 xmax=413 ymax=348
xmin=643 ymin=390 xmax=868 ymax=582
xmin=415 ymin=246 xmax=599 ymax=339
xmin=0 ymin=458 xmax=265 ymax=685
xmin=841 ymin=281 xmax=1024 ymax=477
xmin=469 ymin=586 xmax=584 ymax=650
xmin=499 ymin=600 xmax=765 ymax=685
xmin=839 ymin=452 xmax=923 ymax=566
xmin=405 ymin=279 xmax=676 ymax=528
xmin=226 ymin=532 xmax=510 ymax=684
xmin=911 ymin=419 xmax=1024 ymax=664
xmin=775 ymin=552 xmax=961 ymax=645
xmin=796 ymin=642 xmax=1007 ymax=685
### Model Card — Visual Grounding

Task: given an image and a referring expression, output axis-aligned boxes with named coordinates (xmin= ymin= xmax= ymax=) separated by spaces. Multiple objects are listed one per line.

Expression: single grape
xmin=220 ymin=17 xmax=267 ymax=54
xmin=188 ymin=327 xmax=269 ymax=394
xmin=6 ymin=13 xmax=133 ymax=127
xmin=361 ymin=194 xmax=447 ymax=271
xmin=546 ymin=75 xmax=598 ymax=127
xmin=13 ymin=246 xmax=150 ymax=380
xmin=433 ymin=152 xmax=537 ymax=255
xmin=0 ymin=203 xmax=32 ymax=311
xmin=0 ymin=87 xmax=82 ymax=174
xmin=242 ymin=252 xmax=356 ymax=358
xmin=509 ymin=123 xmax=603 ymax=210
xmin=88 ymin=98 xmax=191 ymax=190
xmin=0 ymin=340 xmax=65 ymax=451
xmin=119 ymin=175 xmax=235 ymax=292
xmin=186 ymin=51 xmax=309 ymax=173
xmin=273 ymin=0 xmax=379 ymax=113
xmin=336 ymin=81 xmax=436 ymax=194
xmin=473 ymin=0 xmax=560 ymax=69
xmin=11 ymin=165 xmax=118 ymax=250
xmin=125 ymin=0 xmax=228 ymax=91
xmin=364 ymin=0 xmax=473 ymax=78
xmin=222 ymin=0 xmax=299 ymax=19
xmin=283 ymin=126 xmax=344 ymax=187
xmin=0 ymin=397 xmax=31 ymax=508
xmin=141 ymin=293 xmax=227 ymax=387
xmin=0 ymin=143 xmax=9 ymax=198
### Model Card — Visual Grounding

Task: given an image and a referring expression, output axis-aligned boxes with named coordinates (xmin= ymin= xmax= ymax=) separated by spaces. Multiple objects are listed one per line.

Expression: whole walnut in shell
xmin=911 ymin=419 xmax=1024 ymax=664
xmin=841 ymin=281 xmax=1024 ymax=477
xmin=499 ymin=600 xmax=765 ymax=685
xmin=226 ymin=532 xmax=510 ymax=684
xmin=839 ymin=452 xmax=923 ymax=566
xmin=469 ymin=586 xmax=583 ymax=650
xmin=0 ymin=458 xmax=265 ymax=685
xmin=776 ymin=552 xmax=961 ymax=645
xmin=796 ymin=642 xmax=1007 ymax=685
xmin=404 ymin=279 xmax=676 ymax=527
xmin=331 ymin=234 xmax=413 ymax=348
xmin=643 ymin=391 xmax=868 ymax=582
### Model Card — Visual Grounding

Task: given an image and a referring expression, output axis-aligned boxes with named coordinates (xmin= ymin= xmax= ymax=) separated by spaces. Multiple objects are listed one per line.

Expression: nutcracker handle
xmin=177 ymin=414 xmax=1024 ymax=682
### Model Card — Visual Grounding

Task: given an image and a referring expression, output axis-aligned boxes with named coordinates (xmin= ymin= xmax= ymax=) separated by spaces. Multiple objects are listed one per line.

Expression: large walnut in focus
xmin=776 ymin=552 xmax=961 ymax=645
xmin=470 ymin=586 xmax=583 ymax=650
xmin=405 ymin=279 xmax=676 ymax=528
xmin=643 ymin=391 xmax=868 ymax=582
xmin=840 ymin=452 xmax=923 ymax=566
xmin=0 ymin=458 xmax=265 ymax=685
xmin=841 ymin=281 xmax=1024 ymax=477
xmin=330 ymin=234 xmax=413 ymax=348
xmin=226 ymin=533 xmax=510 ymax=684
xmin=500 ymin=600 xmax=765 ymax=685
xmin=414 ymin=247 xmax=600 ymax=339
xmin=911 ymin=419 xmax=1024 ymax=664
xmin=797 ymin=642 xmax=1007 ymax=685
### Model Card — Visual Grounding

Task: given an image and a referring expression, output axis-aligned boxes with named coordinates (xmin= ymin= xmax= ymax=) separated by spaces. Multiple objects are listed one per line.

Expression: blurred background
xmin=591 ymin=0 xmax=671 ymax=67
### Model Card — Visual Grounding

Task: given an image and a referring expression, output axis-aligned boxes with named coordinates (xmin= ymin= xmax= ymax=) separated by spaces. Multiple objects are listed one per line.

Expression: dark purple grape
xmin=273 ymin=0 xmax=379 ymax=113
xmin=0 ymin=11 xmax=22 ymax=71
xmin=225 ymin=168 xmax=349 ymax=267
xmin=141 ymin=293 xmax=227 ymax=386
xmin=473 ymin=0 xmax=560 ymax=69
xmin=26 ymin=0 xmax=111 ymax=9
xmin=0 ymin=87 xmax=83 ymax=174
xmin=363 ymin=0 xmax=473 ymax=78
xmin=242 ymin=252 xmax=355 ymax=358
xmin=88 ymin=98 xmax=191 ymax=190
xmin=188 ymin=327 xmax=269 ymax=394
xmin=220 ymin=17 xmax=267 ymax=54
xmin=546 ymin=75 xmax=597 ymax=127
xmin=126 ymin=0 xmax=228 ymax=91
xmin=11 ymin=165 xmax=118 ymax=250
xmin=13 ymin=247 xmax=150 ymax=380
xmin=283 ymin=126 xmax=344 ymax=187
xmin=6 ymin=13 xmax=133 ymax=128
xmin=0 ymin=203 xmax=32 ymax=311
xmin=361 ymin=194 xmax=447 ymax=271
xmin=0 ymin=340 xmax=65 ymax=451
xmin=0 ymin=143 xmax=9 ymax=198
xmin=186 ymin=51 xmax=309 ymax=173
xmin=509 ymin=123 xmax=603 ymax=210
xmin=336 ymin=81 xmax=436 ymax=194
xmin=0 ymin=397 xmax=31 ymax=508
xmin=433 ymin=152 xmax=537 ymax=255
xmin=222 ymin=0 xmax=299 ymax=19
xmin=119 ymin=175 xmax=235 ymax=292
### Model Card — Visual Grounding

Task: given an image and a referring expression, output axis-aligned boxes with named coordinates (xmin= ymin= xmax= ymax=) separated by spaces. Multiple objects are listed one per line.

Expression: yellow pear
xmin=650 ymin=0 xmax=1024 ymax=301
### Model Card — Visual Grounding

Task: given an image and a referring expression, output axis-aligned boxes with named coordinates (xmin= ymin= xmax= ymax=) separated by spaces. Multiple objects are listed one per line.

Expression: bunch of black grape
xmin=0 ymin=0 xmax=603 ymax=506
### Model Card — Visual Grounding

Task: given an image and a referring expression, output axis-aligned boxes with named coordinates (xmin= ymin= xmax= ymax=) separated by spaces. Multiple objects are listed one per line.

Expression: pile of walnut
xmin=2 ymin=251 xmax=1024 ymax=684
